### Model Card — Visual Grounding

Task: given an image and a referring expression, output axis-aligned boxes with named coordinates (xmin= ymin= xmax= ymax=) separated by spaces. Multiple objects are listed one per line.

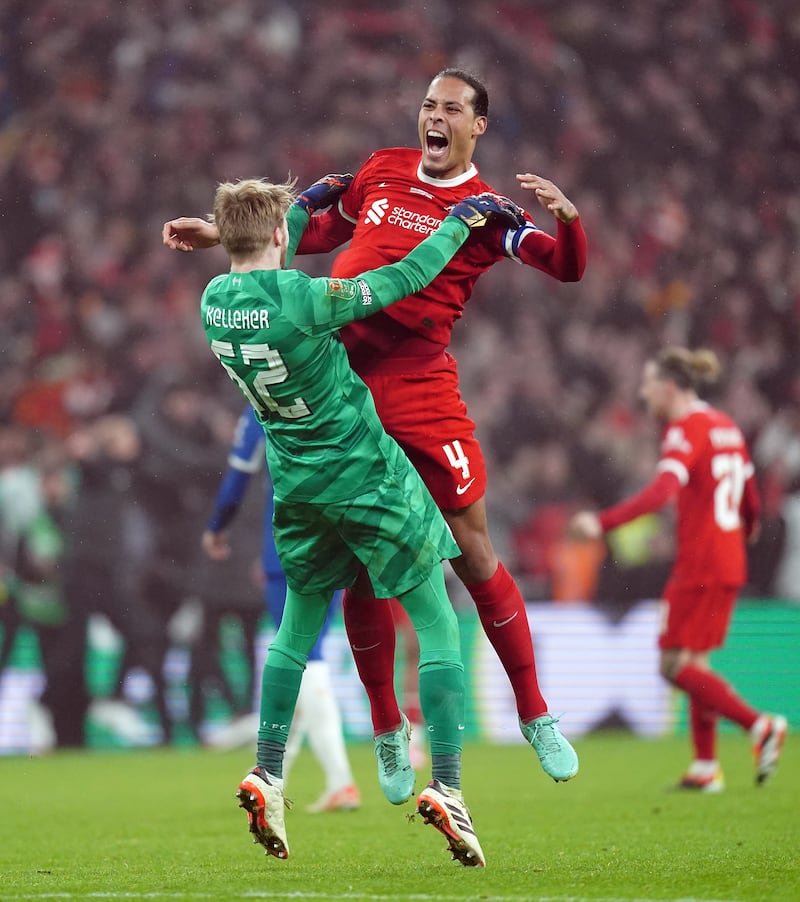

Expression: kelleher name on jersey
xmin=205 ymin=306 xmax=270 ymax=331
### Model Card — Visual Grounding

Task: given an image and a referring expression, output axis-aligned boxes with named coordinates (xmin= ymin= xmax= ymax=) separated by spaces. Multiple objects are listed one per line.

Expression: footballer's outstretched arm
xmin=516 ymin=173 xmax=578 ymax=223
xmin=510 ymin=173 xmax=587 ymax=282
xmin=163 ymin=216 xmax=220 ymax=252
xmin=297 ymin=203 xmax=356 ymax=255
xmin=569 ymin=470 xmax=681 ymax=541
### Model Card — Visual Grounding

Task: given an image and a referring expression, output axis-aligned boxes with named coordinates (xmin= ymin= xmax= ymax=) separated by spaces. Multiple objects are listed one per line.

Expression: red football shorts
xmin=360 ymin=352 xmax=487 ymax=511
xmin=658 ymin=580 xmax=739 ymax=652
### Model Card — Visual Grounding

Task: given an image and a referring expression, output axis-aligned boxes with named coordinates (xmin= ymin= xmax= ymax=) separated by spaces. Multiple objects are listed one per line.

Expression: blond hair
xmin=213 ymin=178 xmax=297 ymax=258
xmin=655 ymin=347 xmax=721 ymax=392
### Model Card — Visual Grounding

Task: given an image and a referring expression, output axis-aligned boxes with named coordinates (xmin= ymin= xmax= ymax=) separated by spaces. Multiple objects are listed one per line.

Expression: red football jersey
xmin=657 ymin=401 xmax=756 ymax=587
xmin=299 ymin=147 xmax=586 ymax=358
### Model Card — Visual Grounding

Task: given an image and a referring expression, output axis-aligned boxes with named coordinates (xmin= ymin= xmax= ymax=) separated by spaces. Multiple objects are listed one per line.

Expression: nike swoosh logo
xmin=456 ymin=478 xmax=476 ymax=495
xmin=492 ymin=612 xmax=519 ymax=628
xmin=351 ymin=642 xmax=381 ymax=652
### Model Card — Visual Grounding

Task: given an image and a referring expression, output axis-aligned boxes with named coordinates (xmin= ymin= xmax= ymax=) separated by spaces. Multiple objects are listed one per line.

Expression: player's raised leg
xmin=446 ymin=497 xmax=579 ymax=782
xmin=235 ymin=586 xmax=332 ymax=858
xmin=343 ymin=583 xmax=416 ymax=804
xmin=398 ymin=568 xmax=485 ymax=866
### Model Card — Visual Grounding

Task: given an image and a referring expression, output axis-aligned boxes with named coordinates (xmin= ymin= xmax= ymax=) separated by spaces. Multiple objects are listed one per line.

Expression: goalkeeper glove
xmin=448 ymin=192 xmax=526 ymax=229
xmin=295 ymin=173 xmax=354 ymax=214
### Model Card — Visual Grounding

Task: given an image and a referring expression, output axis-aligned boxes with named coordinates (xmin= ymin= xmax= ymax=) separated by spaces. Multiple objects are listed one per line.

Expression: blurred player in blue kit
xmin=202 ymin=404 xmax=360 ymax=813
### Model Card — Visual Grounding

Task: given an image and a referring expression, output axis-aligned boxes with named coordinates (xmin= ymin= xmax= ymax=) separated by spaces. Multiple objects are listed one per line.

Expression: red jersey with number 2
xmin=659 ymin=402 xmax=755 ymax=587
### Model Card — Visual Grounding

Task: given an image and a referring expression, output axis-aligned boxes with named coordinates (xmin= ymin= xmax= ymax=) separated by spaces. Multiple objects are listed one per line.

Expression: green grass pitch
xmin=0 ymin=731 xmax=796 ymax=902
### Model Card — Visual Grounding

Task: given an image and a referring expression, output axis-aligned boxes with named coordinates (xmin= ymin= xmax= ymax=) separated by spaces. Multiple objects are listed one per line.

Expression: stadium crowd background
xmin=1 ymin=0 xmax=799 ymax=727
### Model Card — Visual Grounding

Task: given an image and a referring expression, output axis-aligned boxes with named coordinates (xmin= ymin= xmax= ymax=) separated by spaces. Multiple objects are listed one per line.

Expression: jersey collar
xmin=416 ymin=162 xmax=479 ymax=188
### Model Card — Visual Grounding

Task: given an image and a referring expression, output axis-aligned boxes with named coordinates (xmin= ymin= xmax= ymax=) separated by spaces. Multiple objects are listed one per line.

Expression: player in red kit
xmin=570 ymin=347 xmax=787 ymax=791
xmin=163 ymin=67 xmax=586 ymax=799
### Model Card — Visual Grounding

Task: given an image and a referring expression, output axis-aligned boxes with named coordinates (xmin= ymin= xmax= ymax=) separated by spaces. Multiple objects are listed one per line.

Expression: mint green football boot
xmin=374 ymin=712 xmax=416 ymax=804
xmin=520 ymin=713 xmax=579 ymax=782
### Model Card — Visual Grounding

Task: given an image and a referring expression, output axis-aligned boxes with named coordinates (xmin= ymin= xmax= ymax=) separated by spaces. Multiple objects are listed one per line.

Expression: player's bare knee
xmin=449 ymin=545 xmax=497 ymax=584
xmin=659 ymin=651 xmax=682 ymax=683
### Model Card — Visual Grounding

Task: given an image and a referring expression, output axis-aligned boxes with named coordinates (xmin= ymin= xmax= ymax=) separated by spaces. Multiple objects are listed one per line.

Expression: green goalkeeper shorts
xmin=272 ymin=455 xmax=459 ymax=598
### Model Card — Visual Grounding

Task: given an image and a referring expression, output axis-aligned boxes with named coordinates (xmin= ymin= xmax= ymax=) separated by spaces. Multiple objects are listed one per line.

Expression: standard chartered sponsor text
xmin=388 ymin=205 xmax=441 ymax=235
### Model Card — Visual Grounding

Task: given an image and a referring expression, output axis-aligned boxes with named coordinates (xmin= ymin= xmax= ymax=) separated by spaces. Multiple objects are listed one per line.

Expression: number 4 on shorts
xmin=443 ymin=440 xmax=470 ymax=480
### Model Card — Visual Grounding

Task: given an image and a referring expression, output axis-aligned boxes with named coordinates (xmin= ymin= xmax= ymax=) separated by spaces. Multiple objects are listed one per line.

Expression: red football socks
xmin=467 ymin=562 xmax=547 ymax=722
xmin=689 ymin=697 xmax=718 ymax=760
xmin=344 ymin=563 xmax=551 ymax=730
xmin=342 ymin=588 xmax=401 ymax=735
xmin=673 ymin=663 xmax=759 ymax=731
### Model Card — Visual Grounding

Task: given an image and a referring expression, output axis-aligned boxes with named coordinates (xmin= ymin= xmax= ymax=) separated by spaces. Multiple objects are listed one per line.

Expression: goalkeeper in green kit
xmin=196 ymin=175 xmax=525 ymax=867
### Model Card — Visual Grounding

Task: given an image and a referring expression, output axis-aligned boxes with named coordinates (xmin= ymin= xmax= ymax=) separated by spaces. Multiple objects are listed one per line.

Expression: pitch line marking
xmin=0 ymin=892 xmax=749 ymax=902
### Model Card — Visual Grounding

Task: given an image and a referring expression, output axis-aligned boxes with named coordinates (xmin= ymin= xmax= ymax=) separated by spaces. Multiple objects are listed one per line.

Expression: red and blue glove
xmin=295 ymin=173 xmax=354 ymax=214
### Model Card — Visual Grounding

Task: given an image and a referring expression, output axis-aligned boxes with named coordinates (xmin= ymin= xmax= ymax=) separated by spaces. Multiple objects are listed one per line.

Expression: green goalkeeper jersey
xmin=201 ymin=207 xmax=469 ymax=504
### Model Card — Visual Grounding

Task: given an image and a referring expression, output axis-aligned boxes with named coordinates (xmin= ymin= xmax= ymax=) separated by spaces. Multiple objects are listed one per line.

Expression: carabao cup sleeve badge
xmin=325 ymin=278 xmax=358 ymax=301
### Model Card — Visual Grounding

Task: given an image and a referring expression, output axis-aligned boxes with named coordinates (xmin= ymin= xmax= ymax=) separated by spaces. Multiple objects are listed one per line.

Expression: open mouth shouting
xmin=425 ymin=129 xmax=449 ymax=163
